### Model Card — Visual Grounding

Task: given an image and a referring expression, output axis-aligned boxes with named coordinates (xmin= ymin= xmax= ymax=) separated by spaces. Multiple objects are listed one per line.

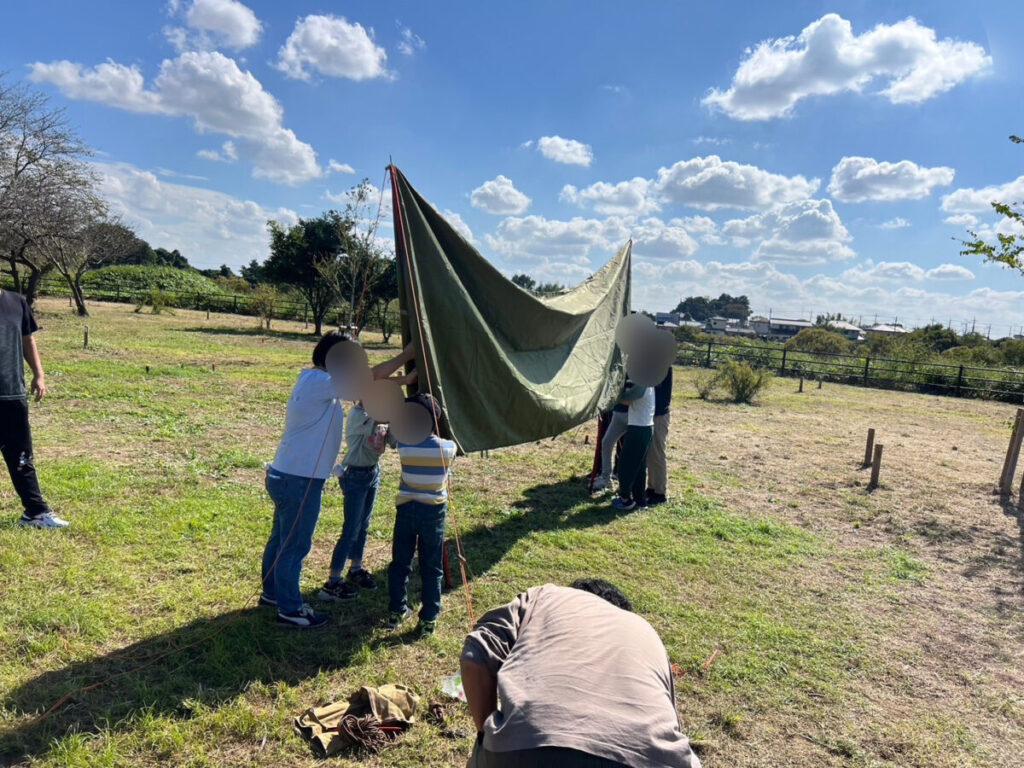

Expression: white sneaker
xmin=19 ymin=511 xmax=70 ymax=529
xmin=590 ymin=477 xmax=609 ymax=492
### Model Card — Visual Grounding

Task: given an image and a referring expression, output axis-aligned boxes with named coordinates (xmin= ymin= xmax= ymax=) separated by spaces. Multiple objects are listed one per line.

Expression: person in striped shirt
xmin=387 ymin=393 xmax=457 ymax=636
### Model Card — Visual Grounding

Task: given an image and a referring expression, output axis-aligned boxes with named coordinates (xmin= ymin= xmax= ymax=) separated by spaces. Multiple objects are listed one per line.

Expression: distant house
xmin=752 ymin=317 xmax=813 ymax=341
xmin=866 ymin=323 xmax=909 ymax=336
xmin=823 ymin=319 xmax=865 ymax=342
xmin=706 ymin=316 xmax=738 ymax=334
xmin=656 ymin=311 xmax=681 ymax=327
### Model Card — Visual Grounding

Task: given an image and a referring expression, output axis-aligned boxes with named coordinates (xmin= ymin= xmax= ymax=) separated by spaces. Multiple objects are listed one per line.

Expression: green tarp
xmin=390 ymin=166 xmax=631 ymax=452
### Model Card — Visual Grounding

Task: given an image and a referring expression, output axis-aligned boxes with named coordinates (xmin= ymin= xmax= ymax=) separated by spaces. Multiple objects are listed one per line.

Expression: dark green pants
xmin=617 ymin=424 xmax=653 ymax=504
xmin=468 ymin=744 xmax=628 ymax=768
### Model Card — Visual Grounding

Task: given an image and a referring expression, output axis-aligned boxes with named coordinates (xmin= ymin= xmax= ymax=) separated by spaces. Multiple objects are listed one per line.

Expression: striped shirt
xmin=396 ymin=436 xmax=457 ymax=506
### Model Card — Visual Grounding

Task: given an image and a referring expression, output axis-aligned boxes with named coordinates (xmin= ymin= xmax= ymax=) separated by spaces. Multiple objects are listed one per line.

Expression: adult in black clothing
xmin=645 ymin=367 xmax=672 ymax=505
xmin=0 ymin=290 xmax=67 ymax=528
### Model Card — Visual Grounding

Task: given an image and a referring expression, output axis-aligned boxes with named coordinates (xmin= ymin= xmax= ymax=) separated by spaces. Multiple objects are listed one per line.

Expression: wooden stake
xmin=863 ymin=428 xmax=875 ymax=468
xmin=83 ymin=326 xmax=89 ymax=349
xmin=798 ymin=377 xmax=804 ymax=393
xmin=818 ymin=378 xmax=823 ymax=389
xmin=999 ymin=408 xmax=1024 ymax=497
xmin=867 ymin=444 xmax=884 ymax=491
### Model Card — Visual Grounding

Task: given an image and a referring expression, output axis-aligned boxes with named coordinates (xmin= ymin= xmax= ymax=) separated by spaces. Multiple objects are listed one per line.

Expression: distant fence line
xmin=680 ymin=338 xmax=1024 ymax=403
xmin=4 ymin=276 xmax=400 ymax=332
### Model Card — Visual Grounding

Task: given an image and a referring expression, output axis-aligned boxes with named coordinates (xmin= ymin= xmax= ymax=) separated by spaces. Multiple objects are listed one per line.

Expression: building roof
xmin=826 ymin=320 xmax=864 ymax=332
xmin=867 ymin=324 xmax=909 ymax=334
xmin=769 ymin=317 xmax=814 ymax=328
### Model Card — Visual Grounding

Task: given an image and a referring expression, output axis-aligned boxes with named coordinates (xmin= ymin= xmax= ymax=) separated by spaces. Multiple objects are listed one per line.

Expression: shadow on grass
xmin=180 ymin=326 xmax=318 ymax=343
xmin=453 ymin=474 xmax=631 ymax=582
xmin=0 ymin=600 xmax=386 ymax=763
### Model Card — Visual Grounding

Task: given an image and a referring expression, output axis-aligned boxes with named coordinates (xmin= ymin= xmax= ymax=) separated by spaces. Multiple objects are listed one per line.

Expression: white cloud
xmin=397 ymin=25 xmax=426 ymax=56
xmin=927 ymin=264 xmax=975 ymax=280
xmin=828 ymin=156 xmax=954 ymax=202
xmin=602 ymin=84 xmax=628 ymax=95
xmin=484 ymin=215 xmax=628 ymax=262
xmin=155 ymin=167 xmax=208 ymax=181
xmin=537 ymin=136 xmax=594 ymax=167
xmin=631 ymin=218 xmax=700 ymax=260
xmin=703 ymin=14 xmax=990 ymax=120
xmin=671 ymin=215 xmax=724 ymax=245
xmin=692 ymin=136 xmax=731 ymax=146
xmin=943 ymin=213 xmax=979 ymax=228
xmin=442 ymin=210 xmax=474 ymax=242
xmin=722 ymin=199 xmax=854 ymax=263
xmin=186 ymin=0 xmax=262 ymax=49
xmin=276 ymin=15 xmax=389 ymax=81
xmin=842 ymin=260 xmax=926 ymax=283
xmin=30 ymin=52 xmax=320 ymax=185
xmin=95 ymin=161 xmax=297 ymax=268
xmin=655 ymin=155 xmax=819 ymax=210
xmin=560 ymin=178 xmax=659 ymax=215
xmin=470 ymin=175 xmax=532 ymax=215
xmin=941 ymin=175 xmax=1024 ymax=214
xmin=328 ymin=159 xmax=355 ymax=174
xmin=879 ymin=217 xmax=911 ymax=229
xmin=197 ymin=139 xmax=238 ymax=163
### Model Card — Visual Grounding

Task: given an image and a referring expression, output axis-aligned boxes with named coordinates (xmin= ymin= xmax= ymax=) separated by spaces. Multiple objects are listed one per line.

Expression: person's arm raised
xmin=371 ymin=342 xmax=417 ymax=381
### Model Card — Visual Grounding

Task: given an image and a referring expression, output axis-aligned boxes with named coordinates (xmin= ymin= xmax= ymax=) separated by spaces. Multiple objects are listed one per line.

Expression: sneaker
xmin=417 ymin=619 xmax=437 ymax=636
xmin=258 ymin=593 xmax=277 ymax=607
xmin=276 ymin=604 xmax=330 ymax=630
xmin=348 ymin=568 xmax=377 ymax=590
xmin=646 ymin=492 xmax=667 ymax=506
xmin=318 ymin=579 xmax=359 ymax=601
xmin=611 ymin=497 xmax=636 ymax=511
xmin=590 ymin=477 xmax=609 ymax=492
xmin=19 ymin=511 xmax=69 ymax=529
xmin=387 ymin=608 xmax=410 ymax=629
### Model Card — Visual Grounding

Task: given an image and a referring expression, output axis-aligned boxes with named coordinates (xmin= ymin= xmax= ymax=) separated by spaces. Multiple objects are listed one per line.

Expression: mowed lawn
xmin=1 ymin=298 xmax=1022 ymax=768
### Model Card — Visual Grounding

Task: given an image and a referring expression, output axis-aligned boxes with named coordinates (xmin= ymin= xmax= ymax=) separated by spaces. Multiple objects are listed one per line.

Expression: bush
xmin=694 ymin=369 xmax=722 ymax=400
xmin=135 ymin=286 xmax=178 ymax=315
xmin=84 ymin=265 xmax=224 ymax=298
xmin=785 ymin=327 xmax=851 ymax=355
xmin=719 ymin=361 xmax=772 ymax=404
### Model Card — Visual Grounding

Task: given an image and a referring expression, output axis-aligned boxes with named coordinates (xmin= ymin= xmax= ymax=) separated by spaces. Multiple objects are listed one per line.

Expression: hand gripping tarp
xmin=389 ymin=166 xmax=630 ymax=453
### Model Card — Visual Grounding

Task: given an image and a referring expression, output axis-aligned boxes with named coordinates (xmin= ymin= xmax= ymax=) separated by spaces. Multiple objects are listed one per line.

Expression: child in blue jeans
xmin=387 ymin=393 xmax=456 ymax=636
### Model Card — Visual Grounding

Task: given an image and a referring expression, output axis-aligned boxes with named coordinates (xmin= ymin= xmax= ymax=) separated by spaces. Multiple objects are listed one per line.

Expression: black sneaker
xmin=646 ymin=492 xmax=667 ymax=506
xmin=258 ymin=593 xmax=277 ymax=607
xmin=348 ymin=568 xmax=377 ymax=590
xmin=276 ymin=604 xmax=330 ymax=629
xmin=318 ymin=579 xmax=359 ymax=601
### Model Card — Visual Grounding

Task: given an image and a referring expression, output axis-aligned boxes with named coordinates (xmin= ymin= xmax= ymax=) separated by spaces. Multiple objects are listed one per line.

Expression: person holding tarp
xmin=612 ymin=384 xmax=655 ymax=511
xmin=460 ymin=579 xmax=701 ymax=768
xmin=259 ymin=335 xmax=414 ymax=630
xmin=591 ymin=380 xmax=645 ymax=493
xmin=645 ymin=366 xmax=673 ymax=506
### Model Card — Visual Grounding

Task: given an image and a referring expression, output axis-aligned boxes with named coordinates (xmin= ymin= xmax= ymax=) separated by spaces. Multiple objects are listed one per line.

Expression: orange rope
xmin=389 ymin=164 xmax=475 ymax=627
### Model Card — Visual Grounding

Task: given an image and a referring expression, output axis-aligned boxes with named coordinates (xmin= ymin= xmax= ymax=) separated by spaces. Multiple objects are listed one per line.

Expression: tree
xmin=674 ymin=294 xmax=751 ymax=322
xmin=785 ymin=327 xmax=851 ymax=355
xmin=511 ymin=273 xmax=536 ymax=291
xmin=366 ymin=257 xmax=399 ymax=343
xmin=240 ymin=258 xmax=265 ymax=284
xmin=264 ymin=211 xmax=349 ymax=335
xmin=0 ymin=74 xmax=91 ymax=304
xmin=37 ymin=187 xmax=137 ymax=316
xmin=961 ymin=134 xmax=1024 ymax=273
xmin=535 ymin=281 xmax=566 ymax=294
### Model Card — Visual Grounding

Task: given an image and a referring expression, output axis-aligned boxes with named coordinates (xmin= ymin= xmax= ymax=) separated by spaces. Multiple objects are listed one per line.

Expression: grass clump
xmin=719 ymin=360 xmax=771 ymax=404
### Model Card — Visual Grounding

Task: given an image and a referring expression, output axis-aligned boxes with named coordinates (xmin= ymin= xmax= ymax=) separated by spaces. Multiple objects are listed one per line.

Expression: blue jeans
xmin=261 ymin=469 xmax=325 ymax=614
xmin=329 ymin=465 xmax=380 ymax=573
xmin=388 ymin=500 xmax=447 ymax=622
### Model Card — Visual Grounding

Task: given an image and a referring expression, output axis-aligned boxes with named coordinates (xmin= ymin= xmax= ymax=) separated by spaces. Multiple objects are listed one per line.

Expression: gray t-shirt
xmin=0 ymin=290 xmax=38 ymax=400
xmin=461 ymin=584 xmax=700 ymax=768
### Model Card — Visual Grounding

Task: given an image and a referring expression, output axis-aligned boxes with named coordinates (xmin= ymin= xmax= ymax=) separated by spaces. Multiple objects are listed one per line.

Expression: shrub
xmin=84 ymin=265 xmax=223 ymax=298
xmin=785 ymin=327 xmax=851 ymax=355
xmin=135 ymin=286 xmax=178 ymax=315
xmin=719 ymin=360 xmax=771 ymax=404
xmin=249 ymin=285 xmax=279 ymax=330
xmin=693 ymin=369 xmax=722 ymax=400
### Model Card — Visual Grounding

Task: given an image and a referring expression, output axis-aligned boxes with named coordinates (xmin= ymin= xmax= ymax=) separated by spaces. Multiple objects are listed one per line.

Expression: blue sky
xmin=4 ymin=1 xmax=1024 ymax=334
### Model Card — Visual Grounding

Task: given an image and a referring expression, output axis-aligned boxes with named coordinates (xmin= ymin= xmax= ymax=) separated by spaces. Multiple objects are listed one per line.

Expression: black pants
xmin=468 ymin=743 xmax=628 ymax=768
xmin=617 ymin=425 xmax=653 ymax=505
xmin=0 ymin=398 xmax=50 ymax=517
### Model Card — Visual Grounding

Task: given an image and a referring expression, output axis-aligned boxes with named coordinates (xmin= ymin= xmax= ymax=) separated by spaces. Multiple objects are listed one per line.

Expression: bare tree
xmin=0 ymin=74 xmax=92 ymax=304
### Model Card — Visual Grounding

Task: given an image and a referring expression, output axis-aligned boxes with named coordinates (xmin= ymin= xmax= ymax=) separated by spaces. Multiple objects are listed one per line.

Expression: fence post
xmin=83 ymin=326 xmax=89 ymax=349
xmin=705 ymin=340 xmax=713 ymax=368
xmin=863 ymin=428 xmax=875 ymax=467
xmin=956 ymin=365 xmax=964 ymax=396
xmin=116 ymin=285 xmax=120 ymax=302
xmin=999 ymin=408 xmax=1024 ymax=497
xmin=868 ymin=444 xmax=884 ymax=491
xmin=863 ymin=357 xmax=870 ymax=385
xmin=232 ymin=296 xmax=238 ymax=313
xmin=780 ymin=349 xmax=787 ymax=375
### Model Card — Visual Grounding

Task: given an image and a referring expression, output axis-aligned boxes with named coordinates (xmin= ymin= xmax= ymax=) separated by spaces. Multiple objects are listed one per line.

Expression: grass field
xmin=1 ymin=298 xmax=1022 ymax=768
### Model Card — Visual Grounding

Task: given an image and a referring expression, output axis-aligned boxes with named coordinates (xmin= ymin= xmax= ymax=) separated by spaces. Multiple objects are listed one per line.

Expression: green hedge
xmin=82 ymin=266 xmax=226 ymax=296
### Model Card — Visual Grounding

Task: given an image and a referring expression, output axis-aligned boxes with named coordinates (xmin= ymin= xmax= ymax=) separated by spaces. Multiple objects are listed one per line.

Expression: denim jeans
xmin=388 ymin=500 xmax=447 ymax=621
xmin=261 ymin=468 xmax=325 ymax=614
xmin=329 ymin=465 xmax=380 ymax=573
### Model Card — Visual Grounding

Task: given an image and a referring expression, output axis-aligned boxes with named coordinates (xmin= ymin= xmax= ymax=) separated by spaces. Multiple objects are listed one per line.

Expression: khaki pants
xmin=468 ymin=743 xmax=628 ymax=768
xmin=645 ymin=412 xmax=670 ymax=495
